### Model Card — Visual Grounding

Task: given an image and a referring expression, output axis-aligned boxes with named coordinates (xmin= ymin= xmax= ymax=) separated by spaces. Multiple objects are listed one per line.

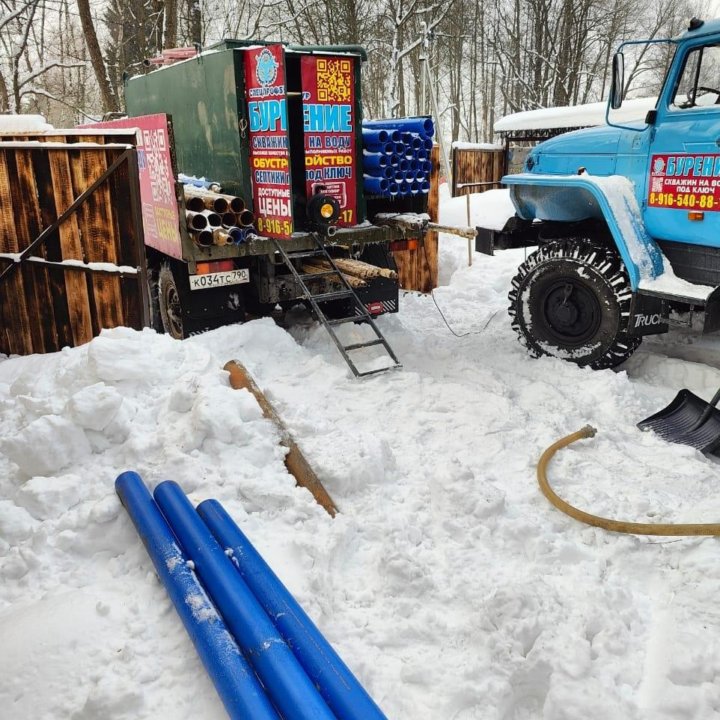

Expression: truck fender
xmin=502 ymin=173 xmax=664 ymax=290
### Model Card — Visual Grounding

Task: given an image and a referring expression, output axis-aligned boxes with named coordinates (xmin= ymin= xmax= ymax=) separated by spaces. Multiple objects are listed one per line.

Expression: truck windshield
xmin=671 ymin=43 xmax=720 ymax=109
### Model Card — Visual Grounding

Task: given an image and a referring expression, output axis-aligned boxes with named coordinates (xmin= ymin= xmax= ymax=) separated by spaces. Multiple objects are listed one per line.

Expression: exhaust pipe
xmin=198 ymin=499 xmax=389 ymax=720
xmin=114 ymin=472 xmax=280 ymax=720
xmin=153 ymin=481 xmax=336 ymax=720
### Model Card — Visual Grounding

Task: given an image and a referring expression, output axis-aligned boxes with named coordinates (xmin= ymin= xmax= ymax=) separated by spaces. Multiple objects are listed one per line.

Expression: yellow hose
xmin=537 ymin=426 xmax=720 ymax=536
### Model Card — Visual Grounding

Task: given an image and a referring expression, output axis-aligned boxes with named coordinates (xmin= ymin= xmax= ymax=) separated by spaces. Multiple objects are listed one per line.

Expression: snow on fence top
xmin=494 ymin=97 xmax=657 ymax=133
xmin=451 ymin=141 xmax=504 ymax=151
xmin=0 ymin=114 xmax=53 ymax=134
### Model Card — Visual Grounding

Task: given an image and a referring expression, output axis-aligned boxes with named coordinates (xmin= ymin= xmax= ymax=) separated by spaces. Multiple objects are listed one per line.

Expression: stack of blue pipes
xmin=362 ymin=117 xmax=434 ymax=198
xmin=115 ymin=472 xmax=388 ymax=720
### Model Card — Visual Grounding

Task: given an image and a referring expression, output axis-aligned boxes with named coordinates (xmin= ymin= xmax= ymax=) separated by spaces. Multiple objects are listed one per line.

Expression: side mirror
xmin=610 ymin=52 xmax=624 ymax=109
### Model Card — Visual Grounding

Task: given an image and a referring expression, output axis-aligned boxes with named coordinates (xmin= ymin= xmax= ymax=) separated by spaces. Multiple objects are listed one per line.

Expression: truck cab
xmin=489 ymin=18 xmax=720 ymax=369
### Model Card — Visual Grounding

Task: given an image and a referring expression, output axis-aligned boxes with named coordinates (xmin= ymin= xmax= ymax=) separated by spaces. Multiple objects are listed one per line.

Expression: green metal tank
xmin=124 ymin=40 xmax=367 ymax=226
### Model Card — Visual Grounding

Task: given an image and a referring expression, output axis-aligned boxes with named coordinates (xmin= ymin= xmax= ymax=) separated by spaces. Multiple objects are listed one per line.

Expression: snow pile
xmin=495 ymin=97 xmax=656 ymax=133
xmin=0 ymin=114 xmax=53 ymax=134
xmin=3 ymin=190 xmax=720 ymax=719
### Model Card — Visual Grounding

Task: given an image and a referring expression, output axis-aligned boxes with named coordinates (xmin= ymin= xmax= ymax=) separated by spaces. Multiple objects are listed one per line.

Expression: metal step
xmin=271 ymin=236 xmax=401 ymax=378
xmin=298 ymin=270 xmax=340 ymax=280
xmin=358 ymin=364 xmax=401 ymax=377
xmin=311 ymin=289 xmax=354 ymax=302
xmin=284 ymin=249 xmax=326 ymax=260
xmin=344 ymin=339 xmax=384 ymax=351
xmin=327 ymin=316 xmax=361 ymax=326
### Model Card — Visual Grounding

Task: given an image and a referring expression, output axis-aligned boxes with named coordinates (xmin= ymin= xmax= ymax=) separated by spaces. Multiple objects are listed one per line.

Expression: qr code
xmin=142 ymin=129 xmax=174 ymax=206
xmin=651 ymin=178 xmax=663 ymax=193
xmin=316 ymin=59 xmax=352 ymax=103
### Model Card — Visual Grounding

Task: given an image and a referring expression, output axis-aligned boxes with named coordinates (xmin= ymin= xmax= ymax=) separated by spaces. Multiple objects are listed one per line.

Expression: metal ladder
xmin=272 ymin=236 xmax=401 ymax=377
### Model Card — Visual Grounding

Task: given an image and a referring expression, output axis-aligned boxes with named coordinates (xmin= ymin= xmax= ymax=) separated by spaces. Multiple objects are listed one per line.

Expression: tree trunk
xmin=76 ymin=0 xmax=119 ymax=112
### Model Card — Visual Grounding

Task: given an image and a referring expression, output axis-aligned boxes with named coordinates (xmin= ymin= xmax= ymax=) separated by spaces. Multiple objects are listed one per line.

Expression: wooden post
xmin=223 ymin=360 xmax=338 ymax=518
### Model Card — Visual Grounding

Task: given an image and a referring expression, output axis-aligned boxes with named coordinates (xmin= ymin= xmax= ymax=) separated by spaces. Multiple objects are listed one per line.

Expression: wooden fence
xmin=451 ymin=145 xmax=505 ymax=197
xmin=0 ymin=132 xmax=148 ymax=356
xmin=393 ymin=143 xmax=440 ymax=293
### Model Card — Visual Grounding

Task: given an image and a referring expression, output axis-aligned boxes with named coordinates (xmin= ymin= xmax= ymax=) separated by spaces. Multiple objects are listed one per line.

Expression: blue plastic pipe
xmin=114 ymin=472 xmax=280 ymax=720
xmin=423 ymin=137 xmax=434 ymax=150
xmin=362 ymin=152 xmax=388 ymax=172
xmin=153 ymin=481 xmax=336 ymax=720
xmin=363 ymin=117 xmax=435 ymax=137
xmin=364 ymin=176 xmax=389 ymax=194
xmin=363 ymin=141 xmax=395 ymax=155
xmin=388 ymin=182 xmax=399 ymax=196
xmin=198 ymin=499 xmax=389 ymax=720
xmin=361 ymin=129 xmax=389 ymax=144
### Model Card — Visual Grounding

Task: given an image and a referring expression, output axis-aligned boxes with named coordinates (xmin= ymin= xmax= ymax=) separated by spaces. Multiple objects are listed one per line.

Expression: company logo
xmin=634 ymin=313 xmax=664 ymax=328
xmin=256 ymin=49 xmax=278 ymax=87
xmin=653 ymin=157 xmax=665 ymax=174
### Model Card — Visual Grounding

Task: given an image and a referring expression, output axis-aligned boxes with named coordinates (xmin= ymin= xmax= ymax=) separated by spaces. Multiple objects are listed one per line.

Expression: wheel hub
xmin=542 ymin=279 xmax=601 ymax=345
xmin=164 ymin=284 xmax=184 ymax=338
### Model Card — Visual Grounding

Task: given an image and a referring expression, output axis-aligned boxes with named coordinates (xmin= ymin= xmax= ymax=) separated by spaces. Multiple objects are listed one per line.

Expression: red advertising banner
xmin=244 ymin=45 xmax=293 ymax=238
xmin=82 ymin=114 xmax=183 ymax=258
xmin=648 ymin=153 xmax=720 ymax=211
xmin=300 ymin=55 xmax=357 ymax=226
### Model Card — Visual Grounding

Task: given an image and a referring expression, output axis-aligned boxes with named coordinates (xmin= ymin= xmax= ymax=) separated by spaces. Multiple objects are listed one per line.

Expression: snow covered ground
xmin=2 ymin=190 xmax=720 ymax=719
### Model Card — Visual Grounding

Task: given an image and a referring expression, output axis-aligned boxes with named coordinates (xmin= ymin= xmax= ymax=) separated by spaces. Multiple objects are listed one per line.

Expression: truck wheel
xmin=508 ymin=239 xmax=640 ymax=369
xmin=158 ymin=263 xmax=185 ymax=339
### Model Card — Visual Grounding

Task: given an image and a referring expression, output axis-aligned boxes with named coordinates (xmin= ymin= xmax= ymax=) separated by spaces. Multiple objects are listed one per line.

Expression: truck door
xmin=645 ymin=41 xmax=720 ymax=249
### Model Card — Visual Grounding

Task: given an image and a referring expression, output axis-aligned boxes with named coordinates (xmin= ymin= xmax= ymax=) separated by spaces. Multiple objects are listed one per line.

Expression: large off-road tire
xmin=158 ymin=262 xmax=185 ymax=339
xmin=508 ymin=239 xmax=641 ymax=369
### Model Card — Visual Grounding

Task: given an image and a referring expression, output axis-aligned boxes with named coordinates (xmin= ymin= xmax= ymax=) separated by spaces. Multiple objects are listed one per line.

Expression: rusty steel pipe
xmin=201 ymin=210 xmax=222 ymax=227
xmin=213 ymin=228 xmax=232 ymax=246
xmin=186 ymin=211 xmax=208 ymax=231
xmin=237 ymin=210 xmax=255 ymax=227
xmin=193 ymin=229 xmax=214 ymax=247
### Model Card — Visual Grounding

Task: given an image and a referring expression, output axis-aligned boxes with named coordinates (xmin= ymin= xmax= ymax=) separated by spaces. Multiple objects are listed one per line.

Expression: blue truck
xmin=480 ymin=17 xmax=720 ymax=369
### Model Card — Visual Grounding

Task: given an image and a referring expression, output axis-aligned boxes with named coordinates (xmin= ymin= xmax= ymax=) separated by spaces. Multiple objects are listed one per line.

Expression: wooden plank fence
xmin=394 ymin=143 xmax=440 ymax=293
xmin=0 ymin=132 xmax=149 ymax=356
xmin=451 ymin=145 xmax=505 ymax=197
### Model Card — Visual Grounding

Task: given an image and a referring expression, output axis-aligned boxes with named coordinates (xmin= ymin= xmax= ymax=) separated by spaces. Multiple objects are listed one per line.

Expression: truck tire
xmin=508 ymin=239 xmax=640 ymax=369
xmin=158 ymin=262 xmax=185 ymax=339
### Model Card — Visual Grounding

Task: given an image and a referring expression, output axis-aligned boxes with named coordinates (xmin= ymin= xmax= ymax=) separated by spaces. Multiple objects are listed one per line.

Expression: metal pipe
xmin=237 ymin=210 xmax=255 ymax=227
xmin=201 ymin=210 xmax=222 ymax=227
xmin=213 ymin=228 xmax=231 ymax=246
xmin=184 ymin=196 xmax=205 ymax=213
xmin=193 ymin=229 xmax=214 ymax=247
xmin=153 ymin=481 xmax=336 ymax=720
xmin=221 ymin=212 xmax=237 ymax=227
xmin=185 ymin=187 xmax=230 ymax=213
xmin=186 ymin=211 xmax=208 ymax=231
xmin=198 ymin=499 xmax=389 ymax=720
xmin=224 ymin=195 xmax=245 ymax=213
xmin=114 ymin=472 xmax=280 ymax=720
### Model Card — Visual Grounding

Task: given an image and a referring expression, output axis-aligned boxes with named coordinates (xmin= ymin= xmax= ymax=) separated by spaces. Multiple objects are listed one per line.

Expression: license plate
xmin=189 ymin=269 xmax=250 ymax=291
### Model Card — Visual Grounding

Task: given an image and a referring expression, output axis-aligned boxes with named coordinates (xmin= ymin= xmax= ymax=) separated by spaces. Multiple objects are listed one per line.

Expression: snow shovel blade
xmin=637 ymin=389 xmax=720 ymax=457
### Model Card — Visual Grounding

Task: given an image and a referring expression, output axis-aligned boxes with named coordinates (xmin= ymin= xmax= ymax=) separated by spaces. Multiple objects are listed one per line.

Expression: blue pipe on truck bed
xmin=153 ymin=480 xmax=336 ymax=720
xmin=114 ymin=472 xmax=280 ymax=720
xmin=198 ymin=498 xmax=389 ymax=720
